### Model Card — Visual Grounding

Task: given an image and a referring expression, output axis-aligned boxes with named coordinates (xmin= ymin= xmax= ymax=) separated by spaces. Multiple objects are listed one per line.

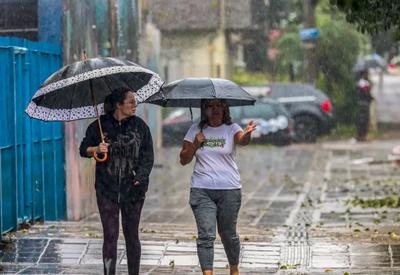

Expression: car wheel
xmin=293 ymin=115 xmax=319 ymax=143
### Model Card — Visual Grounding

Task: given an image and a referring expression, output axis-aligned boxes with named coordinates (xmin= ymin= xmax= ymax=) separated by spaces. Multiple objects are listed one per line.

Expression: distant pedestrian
xmin=179 ymin=99 xmax=256 ymax=275
xmin=356 ymin=70 xmax=374 ymax=142
xmin=80 ymin=87 xmax=154 ymax=275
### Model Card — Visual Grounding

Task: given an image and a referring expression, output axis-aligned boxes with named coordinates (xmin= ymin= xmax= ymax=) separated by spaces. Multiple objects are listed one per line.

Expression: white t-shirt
xmin=184 ymin=123 xmax=243 ymax=189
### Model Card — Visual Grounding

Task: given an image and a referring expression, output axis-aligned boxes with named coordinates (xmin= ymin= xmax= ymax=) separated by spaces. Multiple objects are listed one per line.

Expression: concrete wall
xmin=38 ymin=0 xmax=62 ymax=44
xmin=160 ymin=31 xmax=229 ymax=82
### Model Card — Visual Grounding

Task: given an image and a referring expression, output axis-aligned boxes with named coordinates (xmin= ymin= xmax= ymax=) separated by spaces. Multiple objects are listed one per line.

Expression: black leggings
xmin=97 ymin=193 xmax=144 ymax=275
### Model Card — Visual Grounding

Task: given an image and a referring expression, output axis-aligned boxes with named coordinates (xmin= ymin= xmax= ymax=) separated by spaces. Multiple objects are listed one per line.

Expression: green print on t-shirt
xmin=204 ymin=138 xmax=226 ymax=148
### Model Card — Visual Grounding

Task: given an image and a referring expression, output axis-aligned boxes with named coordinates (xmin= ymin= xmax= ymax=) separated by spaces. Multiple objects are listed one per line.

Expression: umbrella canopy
xmin=353 ymin=54 xmax=387 ymax=72
xmin=145 ymin=78 xmax=256 ymax=107
xmin=25 ymin=57 xmax=164 ymax=121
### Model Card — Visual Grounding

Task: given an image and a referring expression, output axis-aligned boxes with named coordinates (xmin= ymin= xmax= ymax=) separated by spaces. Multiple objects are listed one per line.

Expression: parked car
xmin=243 ymin=83 xmax=335 ymax=143
xmin=162 ymin=99 xmax=292 ymax=146
xmin=162 ymin=108 xmax=198 ymax=146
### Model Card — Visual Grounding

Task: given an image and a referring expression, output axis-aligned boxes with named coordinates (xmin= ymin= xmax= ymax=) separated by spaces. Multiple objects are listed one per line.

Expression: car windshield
xmin=242 ymin=103 xmax=276 ymax=119
xmin=229 ymin=107 xmax=242 ymax=120
xmin=271 ymin=102 xmax=289 ymax=116
xmin=164 ymin=108 xmax=201 ymax=121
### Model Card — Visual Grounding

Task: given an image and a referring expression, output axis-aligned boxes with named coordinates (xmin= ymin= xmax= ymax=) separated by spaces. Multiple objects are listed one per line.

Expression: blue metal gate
xmin=0 ymin=37 xmax=65 ymax=235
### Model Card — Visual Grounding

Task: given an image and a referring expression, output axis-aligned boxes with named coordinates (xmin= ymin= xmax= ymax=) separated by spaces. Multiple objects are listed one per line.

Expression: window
xmin=242 ymin=103 xmax=276 ymax=119
xmin=0 ymin=0 xmax=38 ymax=40
xmin=229 ymin=107 xmax=242 ymax=120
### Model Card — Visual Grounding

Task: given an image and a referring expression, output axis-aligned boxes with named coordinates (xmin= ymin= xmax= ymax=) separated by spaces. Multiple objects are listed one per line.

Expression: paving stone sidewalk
xmin=1 ymin=140 xmax=400 ymax=274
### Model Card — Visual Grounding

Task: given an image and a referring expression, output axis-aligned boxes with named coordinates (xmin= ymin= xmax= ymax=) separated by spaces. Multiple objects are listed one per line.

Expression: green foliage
xmin=275 ymin=31 xmax=303 ymax=81
xmin=232 ymin=69 xmax=268 ymax=85
xmin=315 ymin=5 xmax=366 ymax=124
xmin=279 ymin=263 xmax=300 ymax=270
xmin=322 ymin=123 xmax=356 ymax=140
xmin=347 ymin=196 xmax=400 ymax=208
xmin=330 ymin=0 xmax=400 ymax=39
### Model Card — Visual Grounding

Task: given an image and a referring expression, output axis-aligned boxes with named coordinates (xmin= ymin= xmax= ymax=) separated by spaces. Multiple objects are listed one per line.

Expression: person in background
xmin=356 ymin=70 xmax=374 ymax=142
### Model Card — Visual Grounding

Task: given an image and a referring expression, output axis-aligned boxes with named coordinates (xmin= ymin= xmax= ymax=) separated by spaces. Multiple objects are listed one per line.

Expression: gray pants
xmin=189 ymin=188 xmax=241 ymax=271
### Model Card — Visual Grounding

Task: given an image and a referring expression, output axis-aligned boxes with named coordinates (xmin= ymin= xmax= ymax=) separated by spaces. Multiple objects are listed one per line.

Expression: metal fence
xmin=0 ymin=37 xmax=65 ymax=235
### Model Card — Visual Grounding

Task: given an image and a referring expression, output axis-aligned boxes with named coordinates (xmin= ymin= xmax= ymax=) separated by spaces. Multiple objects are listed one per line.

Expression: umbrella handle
xmin=92 ymin=136 xmax=108 ymax=162
xmin=92 ymin=151 xmax=108 ymax=162
xmin=89 ymin=79 xmax=108 ymax=163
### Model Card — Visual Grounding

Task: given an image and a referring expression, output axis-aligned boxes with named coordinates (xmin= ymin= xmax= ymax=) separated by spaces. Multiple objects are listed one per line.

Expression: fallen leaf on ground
xmin=390 ymin=232 xmax=400 ymax=241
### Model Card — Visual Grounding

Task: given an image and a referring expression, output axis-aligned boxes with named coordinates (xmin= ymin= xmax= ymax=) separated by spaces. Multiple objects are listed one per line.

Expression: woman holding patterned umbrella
xmin=80 ymin=87 xmax=153 ymax=275
xmin=26 ymin=57 xmax=163 ymax=275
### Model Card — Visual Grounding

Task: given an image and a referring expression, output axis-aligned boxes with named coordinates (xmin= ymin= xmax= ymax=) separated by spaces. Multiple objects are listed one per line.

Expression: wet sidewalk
xmin=4 ymin=237 xmax=400 ymax=274
xmin=1 ymin=139 xmax=400 ymax=274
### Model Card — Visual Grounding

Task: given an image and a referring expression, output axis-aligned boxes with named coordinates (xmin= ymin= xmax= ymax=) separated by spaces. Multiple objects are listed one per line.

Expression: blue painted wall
xmin=0 ymin=37 xmax=65 ymax=234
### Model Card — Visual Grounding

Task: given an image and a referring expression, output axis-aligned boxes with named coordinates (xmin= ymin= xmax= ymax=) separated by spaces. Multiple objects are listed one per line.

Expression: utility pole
xmin=303 ymin=0 xmax=317 ymax=84
xmin=220 ymin=0 xmax=227 ymax=78
xmin=126 ymin=0 xmax=138 ymax=61
xmin=109 ymin=0 xmax=117 ymax=57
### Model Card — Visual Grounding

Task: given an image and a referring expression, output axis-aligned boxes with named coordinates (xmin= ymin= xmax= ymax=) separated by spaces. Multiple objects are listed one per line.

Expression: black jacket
xmin=79 ymin=113 xmax=154 ymax=203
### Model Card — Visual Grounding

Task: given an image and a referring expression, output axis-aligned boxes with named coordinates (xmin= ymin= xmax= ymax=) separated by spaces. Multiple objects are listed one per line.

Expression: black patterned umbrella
xmin=26 ymin=57 xmax=163 ymax=121
xmin=25 ymin=57 xmax=163 ymax=162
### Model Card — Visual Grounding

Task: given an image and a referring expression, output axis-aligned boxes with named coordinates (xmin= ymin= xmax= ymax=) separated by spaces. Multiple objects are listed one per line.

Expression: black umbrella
xmin=353 ymin=54 xmax=387 ymax=72
xmin=145 ymin=78 xmax=256 ymax=107
xmin=25 ymin=57 xmax=163 ymax=161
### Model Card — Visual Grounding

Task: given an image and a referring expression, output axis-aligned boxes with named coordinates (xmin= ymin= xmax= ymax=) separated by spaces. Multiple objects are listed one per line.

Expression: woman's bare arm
xmin=179 ymin=141 xmax=199 ymax=165
xmin=180 ymin=132 xmax=205 ymax=165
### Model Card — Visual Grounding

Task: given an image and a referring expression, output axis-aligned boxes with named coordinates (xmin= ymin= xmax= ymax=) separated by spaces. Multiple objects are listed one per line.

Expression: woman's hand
xmin=97 ymin=142 xmax=110 ymax=153
xmin=86 ymin=142 xmax=109 ymax=158
xmin=180 ymin=132 xmax=204 ymax=166
xmin=193 ymin=132 xmax=206 ymax=149
xmin=244 ymin=121 xmax=257 ymax=136
xmin=235 ymin=121 xmax=257 ymax=146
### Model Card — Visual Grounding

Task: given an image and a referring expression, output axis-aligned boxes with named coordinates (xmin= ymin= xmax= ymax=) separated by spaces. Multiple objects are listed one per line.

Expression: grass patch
xmin=321 ymin=124 xmax=357 ymax=141
xmin=279 ymin=263 xmax=299 ymax=270
xmin=232 ymin=70 xmax=269 ymax=85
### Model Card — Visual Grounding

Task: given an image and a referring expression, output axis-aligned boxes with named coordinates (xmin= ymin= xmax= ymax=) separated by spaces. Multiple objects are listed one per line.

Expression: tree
xmin=316 ymin=19 xmax=363 ymax=124
xmin=276 ymin=31 xmax=303 ymax=81
xmin=330 ymin=0 xmax=400 ymax=38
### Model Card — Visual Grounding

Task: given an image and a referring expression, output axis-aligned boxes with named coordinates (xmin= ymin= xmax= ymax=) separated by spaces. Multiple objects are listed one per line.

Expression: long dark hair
xmin=104 ymin=87 xmax=132 ymax=114
xmin=198 ymin=99 xmax=232 ymax=129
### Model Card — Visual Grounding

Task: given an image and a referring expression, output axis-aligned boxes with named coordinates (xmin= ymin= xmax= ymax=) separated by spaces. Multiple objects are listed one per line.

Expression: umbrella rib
xmin=100 ymin=76 xmax=114 ymax=107
xmin=210 ymin=78 xmax=217 ymax=99
xmin=68 ymin=81 xmax=80 ymax=121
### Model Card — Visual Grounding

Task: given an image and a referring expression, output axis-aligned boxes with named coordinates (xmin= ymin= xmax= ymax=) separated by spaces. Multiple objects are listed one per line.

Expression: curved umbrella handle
xmin=92 ymin=151 xmax=108 ymax=162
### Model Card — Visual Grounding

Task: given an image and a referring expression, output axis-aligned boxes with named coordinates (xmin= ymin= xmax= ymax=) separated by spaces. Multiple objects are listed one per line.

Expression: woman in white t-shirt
xmin=180 ymin=99 xmax=256 ymax=275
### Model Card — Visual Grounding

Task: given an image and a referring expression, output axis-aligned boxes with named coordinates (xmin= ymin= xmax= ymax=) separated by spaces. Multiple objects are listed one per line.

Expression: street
xmin=1 ymin=140 xmax=400 ymax=274
xmin=371 ymin=73 xmax=400 ymax=125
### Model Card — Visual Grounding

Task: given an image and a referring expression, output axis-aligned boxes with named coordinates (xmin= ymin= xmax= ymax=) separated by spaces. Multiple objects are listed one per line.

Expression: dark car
xmin=243 ymin=83 xmax=335 ymax=143
xmin=162 ymin=108 xmax=197 ymax=146
xmin=162 ymin=99 xmax=292 ymax=146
